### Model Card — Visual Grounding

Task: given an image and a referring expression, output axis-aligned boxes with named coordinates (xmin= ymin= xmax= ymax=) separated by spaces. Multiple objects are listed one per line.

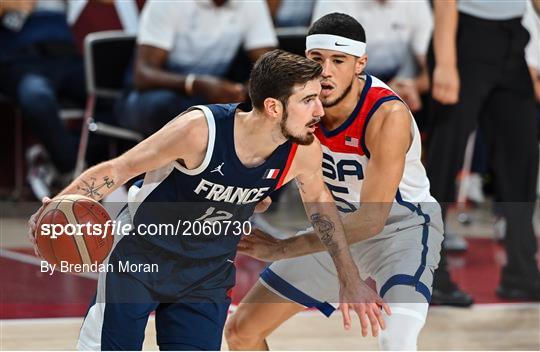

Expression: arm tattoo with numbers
xmin=310 ymin=213 xmax=339 ymax=255
xmin=76 ymin=176 xmax=115 ymax=199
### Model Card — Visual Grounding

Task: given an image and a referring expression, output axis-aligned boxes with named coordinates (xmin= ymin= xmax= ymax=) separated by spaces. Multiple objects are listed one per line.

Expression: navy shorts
xmin=77 ymin=270 xmax=231 ymax=350
xmin=77 ymin=206 xmax=232 ymax=350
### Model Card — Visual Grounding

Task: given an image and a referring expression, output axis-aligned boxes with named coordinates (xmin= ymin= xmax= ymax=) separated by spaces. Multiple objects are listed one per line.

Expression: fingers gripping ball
xmin=35 ymin=195 xmax=114 ymax=268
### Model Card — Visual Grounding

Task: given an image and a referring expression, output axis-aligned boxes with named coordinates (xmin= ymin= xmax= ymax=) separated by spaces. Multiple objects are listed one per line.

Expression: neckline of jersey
xmin=319 ymin=74 xmax=372 ymax=138
xmin=226 ymin=104 xmax=290 ymax=174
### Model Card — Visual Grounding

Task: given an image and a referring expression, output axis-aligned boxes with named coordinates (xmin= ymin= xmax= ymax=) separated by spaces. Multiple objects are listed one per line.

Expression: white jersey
xmin=315 ymin=74 xmax=437 ymax=223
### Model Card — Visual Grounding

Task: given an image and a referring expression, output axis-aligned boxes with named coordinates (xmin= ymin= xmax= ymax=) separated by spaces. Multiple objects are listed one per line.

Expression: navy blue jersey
xmin=111 ymin=103 xmax=298 ymax=300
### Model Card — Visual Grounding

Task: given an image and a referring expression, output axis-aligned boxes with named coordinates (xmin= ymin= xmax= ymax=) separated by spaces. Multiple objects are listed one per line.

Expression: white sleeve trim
xmin=174 ymin=105 xmax=216 ymax=176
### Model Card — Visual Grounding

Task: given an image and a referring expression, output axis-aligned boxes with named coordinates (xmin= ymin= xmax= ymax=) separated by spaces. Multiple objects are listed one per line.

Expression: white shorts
xmin=260 ymin=202 xmax=444 ymax=317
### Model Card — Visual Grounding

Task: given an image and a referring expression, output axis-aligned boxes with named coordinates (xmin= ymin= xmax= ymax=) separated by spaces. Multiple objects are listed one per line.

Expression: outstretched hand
xmin=339 ymin=279 xmax=392 ymax=337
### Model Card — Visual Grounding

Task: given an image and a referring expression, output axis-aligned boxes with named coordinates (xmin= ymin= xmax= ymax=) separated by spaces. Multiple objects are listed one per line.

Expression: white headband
xmin=306 ymin=34 xmax=366 ymax=57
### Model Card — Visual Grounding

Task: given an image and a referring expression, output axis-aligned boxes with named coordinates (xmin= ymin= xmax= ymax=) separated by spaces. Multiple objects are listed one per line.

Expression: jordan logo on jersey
xmin=211 ymin=162 xmax=225 ymax=176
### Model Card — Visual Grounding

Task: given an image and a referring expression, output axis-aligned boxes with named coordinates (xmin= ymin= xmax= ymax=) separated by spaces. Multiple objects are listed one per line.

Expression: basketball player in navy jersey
xmin=28 ymin=50 xmax=389 ymax=350
xmin=226 ymin=14 xmax=444 ymax=350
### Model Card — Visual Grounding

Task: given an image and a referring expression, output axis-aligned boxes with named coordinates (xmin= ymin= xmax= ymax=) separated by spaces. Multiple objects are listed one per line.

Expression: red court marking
xmin=0 ymin=253 xmax=96 ymax=319
xmin=448 ymin=237 xmax=540 ymax=304
xmin=1 ymin=239 xmax=539 ymax=319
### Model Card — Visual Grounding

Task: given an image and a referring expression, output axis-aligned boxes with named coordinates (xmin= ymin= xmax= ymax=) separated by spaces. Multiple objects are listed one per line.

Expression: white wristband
xmin=184 ymin=73 xmax=196 ymax=96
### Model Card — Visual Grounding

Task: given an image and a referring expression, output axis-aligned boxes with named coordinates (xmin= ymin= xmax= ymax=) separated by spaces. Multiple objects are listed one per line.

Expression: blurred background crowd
xmin=1 ymin=0 xmax=539 ymax=306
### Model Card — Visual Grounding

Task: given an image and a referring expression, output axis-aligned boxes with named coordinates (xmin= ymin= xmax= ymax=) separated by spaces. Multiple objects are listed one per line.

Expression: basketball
xmin=35 ymin=194 xmax=114 ymax=269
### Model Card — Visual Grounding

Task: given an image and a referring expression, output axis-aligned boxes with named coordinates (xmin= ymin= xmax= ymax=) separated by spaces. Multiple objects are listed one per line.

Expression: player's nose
xmin=314 ymin=98 xmax=324 ymax=117
xmin=321 ymin=59 xmax=332 ymax=78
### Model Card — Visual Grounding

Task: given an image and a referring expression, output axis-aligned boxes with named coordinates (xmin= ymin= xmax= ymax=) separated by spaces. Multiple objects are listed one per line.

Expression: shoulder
xmin=370 ymin=100 xmax=410 ymax=129
xmin=366 ymin=100 xmax=411 ymax=146
xmin=363 ymin=100 xmax=412 ymax=157
xmin=292 ymin=138 xmax=323 ymax=174
xmin=166 ymin=109 xmax=209 ymax=153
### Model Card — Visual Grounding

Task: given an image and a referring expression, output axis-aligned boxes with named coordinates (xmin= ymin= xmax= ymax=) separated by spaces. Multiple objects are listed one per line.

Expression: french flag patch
xmin=263 ymin=169 xmax=280 ymax=179
xmin=345 ymin=136 xmax=359 ymax=147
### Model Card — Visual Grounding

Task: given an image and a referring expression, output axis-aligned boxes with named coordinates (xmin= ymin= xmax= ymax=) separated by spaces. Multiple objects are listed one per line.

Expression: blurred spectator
xmin=68 ymin=0 xmax=144 ymax=54
xmin=0 ymin=0 xmax=146 ymax=199
xmin=467 ymin=1 xmax=540 ymax=205
xmin=523 ymin=1 xmax=540 ymax=128
xmin=427 ymin=0 xmax=540 ymax=304
xmin=313 ymin=0 xmax=432 ymax=112
xmin=522 ymin=1 xmax=540 ymax=197
xmin=0 ymin=0 xmax=85 ymax=199
xmin=118 ymin=0 xmax=278 ymax=136
xmin=267 ymin=0 xmax=315 ymax=27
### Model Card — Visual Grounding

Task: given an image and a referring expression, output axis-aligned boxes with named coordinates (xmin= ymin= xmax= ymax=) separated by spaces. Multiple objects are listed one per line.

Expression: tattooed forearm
xmin=76 ymin=176 xmax=115 ymax=199
xmin=295 ymin=179 xmax=307 ymax=194
xmin=310 ymin=213 xmax=340 ymax=255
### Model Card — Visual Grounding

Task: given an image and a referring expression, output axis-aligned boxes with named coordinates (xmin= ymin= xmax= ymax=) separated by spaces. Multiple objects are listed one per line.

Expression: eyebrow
xmin=310 ymin=51 xmax=348 ymax=59
xmin=301 ymin=93 xmax=319 ymax=101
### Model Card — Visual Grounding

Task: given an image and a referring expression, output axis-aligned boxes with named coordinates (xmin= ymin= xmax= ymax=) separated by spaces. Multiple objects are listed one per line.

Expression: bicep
xmin=117 ymin=111 xmax=205 ymax=178
xmin=295 ymin=166 xmax=327 ymax=200
xmin=362 ymin=106 xmax=411 ymax=203
xmin=293 ymin=143 xmax=331 ymax=203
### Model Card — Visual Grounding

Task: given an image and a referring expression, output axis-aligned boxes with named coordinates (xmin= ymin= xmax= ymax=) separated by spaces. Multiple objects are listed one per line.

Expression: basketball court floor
xmin=1 ymin=192 xmax=539 ymax=350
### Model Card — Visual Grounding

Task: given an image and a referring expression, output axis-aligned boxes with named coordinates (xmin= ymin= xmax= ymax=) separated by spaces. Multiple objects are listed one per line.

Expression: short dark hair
xmin=249 ymin=49 xmax=322 ymax=111
xmin=308 ymin=13 xmax=366 ymax=43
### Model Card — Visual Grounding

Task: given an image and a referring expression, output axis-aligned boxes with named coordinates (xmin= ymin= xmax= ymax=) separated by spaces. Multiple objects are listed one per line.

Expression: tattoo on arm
xmin=310 ymin=213 xmax=339 ymax=255
xmin=296 ymin=179 xmax=307 ymax=194
xmin=76 ymin=176 xmax=115 ymax=199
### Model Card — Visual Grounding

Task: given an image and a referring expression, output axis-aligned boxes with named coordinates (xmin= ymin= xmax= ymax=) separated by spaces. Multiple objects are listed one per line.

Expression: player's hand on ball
xmin=339 ymin=279 xmax=391 ymax=337
xmin=27 ymin=196 xmax=52 ymax=257
xmin=237 ymin=228 xmax=285 ymax=262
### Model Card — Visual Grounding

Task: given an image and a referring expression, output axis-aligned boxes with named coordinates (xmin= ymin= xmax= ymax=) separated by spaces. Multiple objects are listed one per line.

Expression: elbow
xmin=133 ymin=66 xmax=150 ymax=91
xmin=133 ymin=72 xmax=146 ymax=91
xmin=346 ymin=220 xmax=384 ymax=245
xmin=369 ymin=222 xmax=385 ymax=236
xmin=368 ymin=214 xmax=386 ymax=236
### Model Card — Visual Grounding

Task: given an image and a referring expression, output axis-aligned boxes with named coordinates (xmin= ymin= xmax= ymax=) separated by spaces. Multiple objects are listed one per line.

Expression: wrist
xmin=277 ymin=239 xmax=288 ymax=259
xmin=184 ymin=73 xmax=196 ymax=97
xmin=279 ymin=237 xmax=297 ymax=259
xmin=336 ymin=258 xmax=361 ymax=283
xmin=339 ymin=272 xmax=361 ymax=289
xmin=436 ymin=60 xmax=457 ymax=70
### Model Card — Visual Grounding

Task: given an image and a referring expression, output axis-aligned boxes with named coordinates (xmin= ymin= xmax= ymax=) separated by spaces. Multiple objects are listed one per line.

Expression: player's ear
xmin=263 ymin=97 xmax=282 ymax=120
xmin=355 ymin=54 xmax=368 ymax=75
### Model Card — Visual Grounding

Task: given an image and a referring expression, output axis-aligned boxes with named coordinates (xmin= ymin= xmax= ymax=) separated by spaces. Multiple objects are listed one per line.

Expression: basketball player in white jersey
xmin=225 ymin=13 xmax=444 ymax=350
